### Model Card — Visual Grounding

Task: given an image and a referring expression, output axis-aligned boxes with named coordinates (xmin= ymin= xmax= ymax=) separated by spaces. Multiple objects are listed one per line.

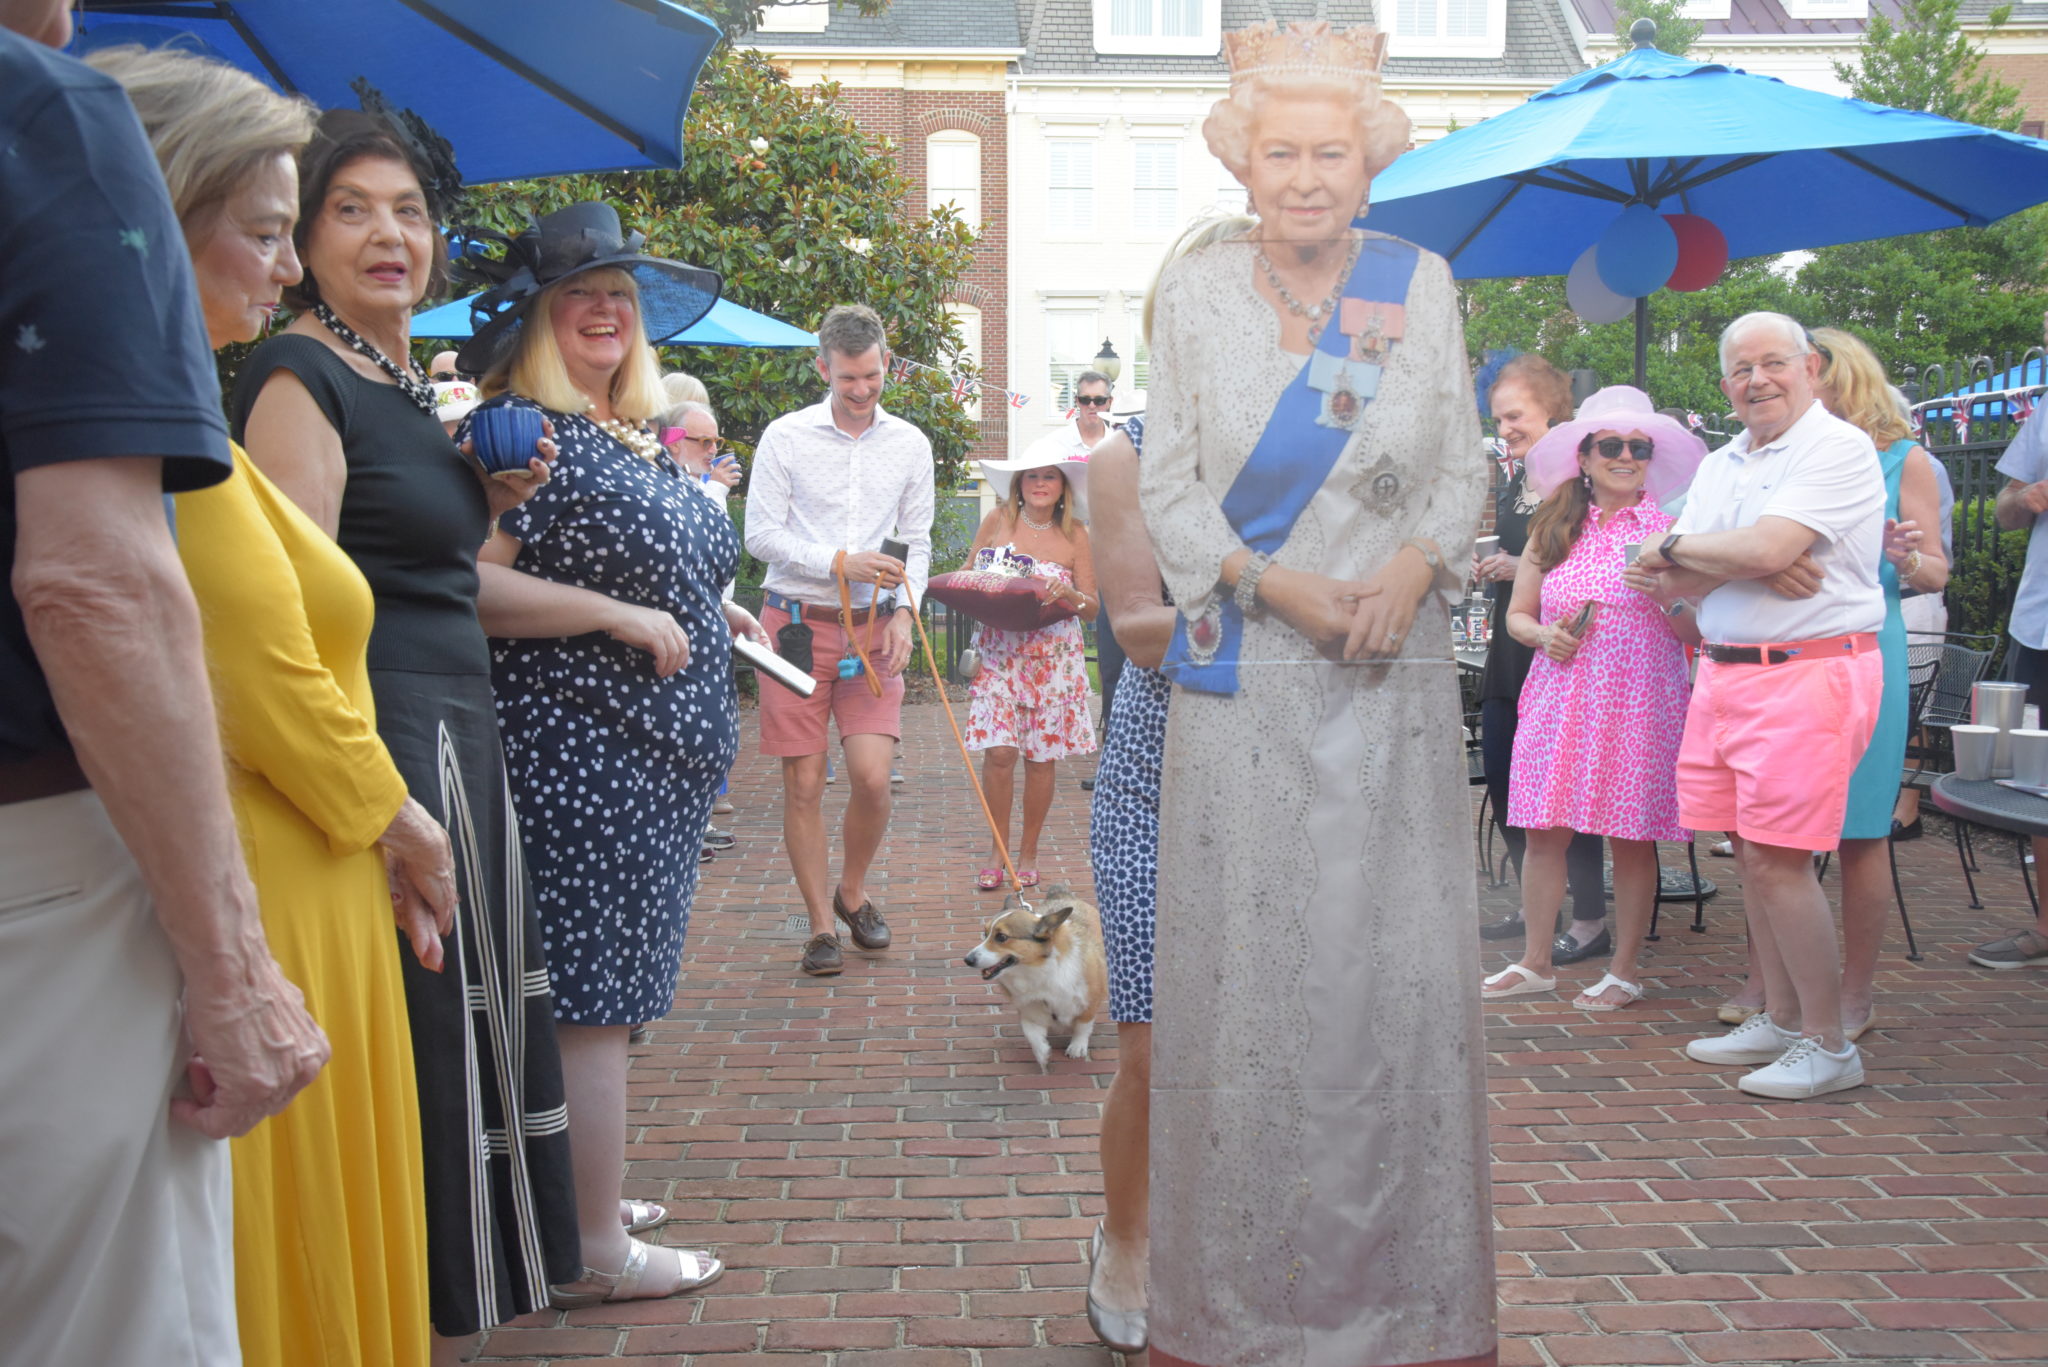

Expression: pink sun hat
xmin=1524 ymin=385 xmax=1709 ymax=505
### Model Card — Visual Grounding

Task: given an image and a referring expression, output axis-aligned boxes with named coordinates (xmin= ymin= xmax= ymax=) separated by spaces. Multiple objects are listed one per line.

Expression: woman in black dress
xmin=456 ymin=203 xmax=743 ymax=1305
xmin=231 ymin=106 xmax=576 ymax=1359
xmin=1476 ymin=355 xmax=1609 ymax=962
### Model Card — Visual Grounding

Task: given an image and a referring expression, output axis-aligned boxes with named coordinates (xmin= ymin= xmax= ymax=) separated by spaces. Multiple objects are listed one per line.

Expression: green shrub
xmin=1948 ymin=496 xmax=2029 ymax=659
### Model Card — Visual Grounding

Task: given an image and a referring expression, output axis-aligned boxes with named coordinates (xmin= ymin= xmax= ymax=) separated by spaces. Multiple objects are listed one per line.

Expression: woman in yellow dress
xmin=87 ymin=47 xmax=454 ymax=1366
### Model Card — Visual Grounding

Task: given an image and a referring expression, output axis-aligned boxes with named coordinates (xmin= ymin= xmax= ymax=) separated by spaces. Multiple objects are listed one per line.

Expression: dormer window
xmin=1387 ymin=0 xmax=1506 ymax=59
xmin=1093 ymin=0 xmax=1223 ymax=57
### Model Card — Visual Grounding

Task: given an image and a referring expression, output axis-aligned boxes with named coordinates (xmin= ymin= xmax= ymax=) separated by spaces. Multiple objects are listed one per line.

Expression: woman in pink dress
xmin=1483 ymin=387 xmax=1705 ymax=1010
xmin=960 ymin=449 xmax=1098 ymax=888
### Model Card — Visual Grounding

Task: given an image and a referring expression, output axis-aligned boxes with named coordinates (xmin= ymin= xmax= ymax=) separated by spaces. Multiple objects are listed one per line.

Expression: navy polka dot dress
xmin=483 ymin=398 xmax=740 ymax=1026
xmin=1088 ymin=416 xmax=1167 ymax=1024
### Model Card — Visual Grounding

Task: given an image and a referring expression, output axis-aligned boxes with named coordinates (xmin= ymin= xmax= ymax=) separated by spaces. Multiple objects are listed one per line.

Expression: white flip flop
xmin=1574 ymin=972 xmax=1643 ymax=1012
xmin=1481 ymin=963 xmax=1557 ymax=999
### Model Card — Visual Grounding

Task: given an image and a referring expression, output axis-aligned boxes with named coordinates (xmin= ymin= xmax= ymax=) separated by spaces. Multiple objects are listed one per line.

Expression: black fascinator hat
xmin=448 ymin=202 xmax=721 ymax=377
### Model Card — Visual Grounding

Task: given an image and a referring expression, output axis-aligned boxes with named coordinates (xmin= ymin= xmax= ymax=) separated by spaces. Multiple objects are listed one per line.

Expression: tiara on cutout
xmin=1223 ymin=20 xmax=1390 ymax=90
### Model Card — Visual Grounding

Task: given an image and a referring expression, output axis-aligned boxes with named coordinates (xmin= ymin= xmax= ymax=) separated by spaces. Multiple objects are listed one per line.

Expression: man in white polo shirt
xmin=1630 ymin=310 xmax=1886 ymax=1099
xmin=747 ymin=304 xmax=935 ymax=976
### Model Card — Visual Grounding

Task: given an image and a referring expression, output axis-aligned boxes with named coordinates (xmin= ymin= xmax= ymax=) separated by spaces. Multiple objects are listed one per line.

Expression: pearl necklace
xmin=1018 ymin=509 xmax=1054 ymax=531
xmin=1254 ymin=232 xmax=1364 ymax=346
xmin=594 ymin=415 xmax=669 ymax=468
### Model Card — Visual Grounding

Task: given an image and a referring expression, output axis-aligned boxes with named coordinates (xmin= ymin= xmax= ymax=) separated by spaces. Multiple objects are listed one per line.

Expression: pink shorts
xmin=1675 ymin=640 xmax=1884 ymax=851
xmin=756 ymin=603 xmax=905 ymax=758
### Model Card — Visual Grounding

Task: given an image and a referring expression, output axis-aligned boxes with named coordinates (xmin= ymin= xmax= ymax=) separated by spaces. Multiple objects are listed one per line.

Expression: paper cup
xmin=1623 ymin=542 xmax=1643 ymax=565
xmin=1474 ymin=535 xmax=1500 ymax=560
xmin=1953 ymin=724 xmax=1999 ymax=782
xmin=2011 ymin=729 xmax=2048 ymax=788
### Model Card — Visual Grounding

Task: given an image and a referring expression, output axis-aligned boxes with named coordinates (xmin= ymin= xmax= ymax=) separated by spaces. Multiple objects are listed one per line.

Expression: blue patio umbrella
xmin=412 ymin=292 xmax=818 ymax=350
xmin=69 ymin=0 xmax=722 ymax=183
xmin=1367 ymin=23 xmax=2048 ymax=383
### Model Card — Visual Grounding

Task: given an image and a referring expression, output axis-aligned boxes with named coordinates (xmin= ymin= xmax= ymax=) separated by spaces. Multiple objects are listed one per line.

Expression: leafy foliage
xmin=1460 ymin=260 xmax=1803 ymax=417
xmin=1947 ymin=497 xmax=2030 ymax=646
xmin=1832 ymin=0 xmax=2021 ymax=128
xmin=1610 ymin=0 xmax=1701 ymax=57
xmin=1795 ymin=0 xmax=2046 ymax=378
xmin=460 ymin=46 xmax=982 ymax=486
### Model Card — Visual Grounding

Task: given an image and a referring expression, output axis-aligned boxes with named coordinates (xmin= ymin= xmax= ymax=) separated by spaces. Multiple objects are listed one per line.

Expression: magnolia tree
xmin=460 ymin=45 xmax=982 ymax=478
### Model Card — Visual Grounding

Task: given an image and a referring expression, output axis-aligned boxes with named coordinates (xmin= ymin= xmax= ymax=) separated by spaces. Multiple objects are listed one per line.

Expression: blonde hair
xmin=1814 ymin=328 xmax=1909 ymax=447
xmin=1203 ymin=73 xmax=1410 ymax=192
xmin=84 ymin=45 xmax=316 ymax=231
xmin=661 ymin=371 xmax=709 ymax=406
xmin=1141 ymin=213 xmax=1258 ymax=343
xmin=487 ymin=267 xmax=667 ymax=420
xmin=1000 ymin=465 xmax=1080 ymax=540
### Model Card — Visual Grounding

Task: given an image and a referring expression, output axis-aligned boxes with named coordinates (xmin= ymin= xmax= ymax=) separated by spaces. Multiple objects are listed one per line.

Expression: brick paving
xmin=476 ymin=703 xmax=2048 ymax=1367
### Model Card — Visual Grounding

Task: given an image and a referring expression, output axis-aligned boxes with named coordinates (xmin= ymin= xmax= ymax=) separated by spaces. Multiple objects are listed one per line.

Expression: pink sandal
xmin=976 ymin=868 xmax=1004 ymax=891
xmin=1017 ymin=869 xmax=1040 ymax=888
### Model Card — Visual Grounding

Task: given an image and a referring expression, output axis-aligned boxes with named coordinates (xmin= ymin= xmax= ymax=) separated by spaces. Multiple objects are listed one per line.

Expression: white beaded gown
xmin=1138 ymin=233 xmax=1497 ymax=1367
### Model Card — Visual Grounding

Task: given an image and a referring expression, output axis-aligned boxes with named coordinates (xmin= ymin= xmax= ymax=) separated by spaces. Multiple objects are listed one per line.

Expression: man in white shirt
xmin=1630 ymin=311 xmax=1886 ymax=1099
xmin=746 ymin=305 xmax=935 ymax=976
xmin=1975 ymin=378 xmax=2048 ymax=969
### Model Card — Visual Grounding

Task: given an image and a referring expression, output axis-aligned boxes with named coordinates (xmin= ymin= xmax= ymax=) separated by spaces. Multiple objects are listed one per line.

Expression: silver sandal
xmin=548 ymin=1237 xmax=722 ymax=1308
xmin=621 ymin=1199 xmax=671 ymax=1237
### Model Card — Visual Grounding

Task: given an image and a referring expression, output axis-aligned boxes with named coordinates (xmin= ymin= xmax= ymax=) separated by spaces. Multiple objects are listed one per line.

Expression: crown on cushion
xmin=1223 ymin=20 xmax=1390 ymax=91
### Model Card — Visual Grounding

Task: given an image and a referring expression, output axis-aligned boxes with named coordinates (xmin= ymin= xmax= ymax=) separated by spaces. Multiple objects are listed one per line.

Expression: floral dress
xmin=1508 ymin=491 xmax=1690 ymax=842
xmin=963 ymin=550 xmax=1097 ymax=762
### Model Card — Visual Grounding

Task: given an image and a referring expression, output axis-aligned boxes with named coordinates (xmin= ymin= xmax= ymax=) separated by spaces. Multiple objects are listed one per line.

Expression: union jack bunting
xmin=1686 ymin=412 xmax=1705 ymax=431
xmin=2013 ymin=390 xmax=2039 ymax=425
xmin=1954 ymin=410 xmax=1971 ymax=444
xmin=951 ymin=374 xmax=978 ymax=405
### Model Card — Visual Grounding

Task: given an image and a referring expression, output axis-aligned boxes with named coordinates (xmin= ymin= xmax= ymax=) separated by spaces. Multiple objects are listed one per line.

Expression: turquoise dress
xmin=1842 ymin=436 xmax=1911 ymax=838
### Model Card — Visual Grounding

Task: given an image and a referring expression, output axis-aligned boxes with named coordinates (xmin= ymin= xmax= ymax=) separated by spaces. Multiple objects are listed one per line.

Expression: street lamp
xmin=1094 ymin=339 xmax=1121 ymax=384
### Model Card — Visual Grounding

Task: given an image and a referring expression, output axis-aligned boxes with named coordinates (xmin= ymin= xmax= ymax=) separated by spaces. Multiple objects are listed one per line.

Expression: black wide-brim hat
xmin=449 ymin=201 xmax=721 ymax=376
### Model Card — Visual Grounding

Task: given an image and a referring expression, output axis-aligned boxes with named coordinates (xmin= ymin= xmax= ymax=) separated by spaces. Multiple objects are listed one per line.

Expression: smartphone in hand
xmin=1567 ymin=601 xmax=1599 ymax=637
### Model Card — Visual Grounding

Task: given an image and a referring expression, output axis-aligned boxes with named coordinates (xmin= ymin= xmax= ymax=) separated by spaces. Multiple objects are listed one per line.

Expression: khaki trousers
xmin=0 ymin=789 xmax=237 ymax=1366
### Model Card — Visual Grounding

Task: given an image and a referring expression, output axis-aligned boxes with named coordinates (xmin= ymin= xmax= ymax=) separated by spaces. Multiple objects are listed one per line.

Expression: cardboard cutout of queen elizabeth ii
xmin=1129 ymin=20 xmax=1498 ymax=1367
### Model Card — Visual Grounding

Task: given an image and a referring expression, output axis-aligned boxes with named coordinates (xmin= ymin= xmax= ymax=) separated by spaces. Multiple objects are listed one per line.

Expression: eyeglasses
xmin=1074 ymin=394 xmax=1112 ymax=407
xmin=430 ymin=370 xmax=459 ymax=382
xmin=659 ymin=427 xmax=722 ymax=453
xmin=1593 ymin=437 xmax=1654 ymax=462
xmin=1724 ymin=354 xmax=1806 ymax=386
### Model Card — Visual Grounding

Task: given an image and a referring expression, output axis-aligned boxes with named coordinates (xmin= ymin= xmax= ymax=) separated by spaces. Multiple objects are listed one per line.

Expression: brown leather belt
xmin=0 ymin=748 xmax=90 ymax=806
xmin=1701 ymin=632 xmax=1878 ymax=666
xmin=766 ymin=592 xmax=896 ymax=628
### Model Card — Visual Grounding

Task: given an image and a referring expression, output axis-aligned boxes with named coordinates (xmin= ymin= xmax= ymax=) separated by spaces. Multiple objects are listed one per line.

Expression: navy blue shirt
xmin=0 ymin=30 xmax=231 ymax=763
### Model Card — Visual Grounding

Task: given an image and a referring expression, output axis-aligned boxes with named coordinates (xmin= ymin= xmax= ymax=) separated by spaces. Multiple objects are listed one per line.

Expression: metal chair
xmin=1907 ymin=633 xmax=1999 ymax=908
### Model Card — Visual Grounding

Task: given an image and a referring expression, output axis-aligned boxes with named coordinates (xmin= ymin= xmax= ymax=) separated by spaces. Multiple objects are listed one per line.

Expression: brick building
xmin=743 ymin=1 xmax=1024 ymax=472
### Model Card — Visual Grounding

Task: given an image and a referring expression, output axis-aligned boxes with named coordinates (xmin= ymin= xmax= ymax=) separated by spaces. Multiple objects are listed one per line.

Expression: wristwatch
xmin=1402 ymin=538 xmax=1444 ymax=574
xmin=1658 ymin=533 xmax=1685 ymax=567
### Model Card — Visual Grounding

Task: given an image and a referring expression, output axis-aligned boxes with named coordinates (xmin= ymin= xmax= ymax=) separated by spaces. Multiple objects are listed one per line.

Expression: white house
xmin=1007 ymin=0 xmax=1588 ymax=455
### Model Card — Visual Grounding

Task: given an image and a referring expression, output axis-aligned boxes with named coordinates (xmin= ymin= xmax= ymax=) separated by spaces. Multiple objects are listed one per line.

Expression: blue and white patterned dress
xmin=1088 ymin=415 xmax=1169 ymax=1024
xmin=484 ymin=398 xmax=741 ymax=1025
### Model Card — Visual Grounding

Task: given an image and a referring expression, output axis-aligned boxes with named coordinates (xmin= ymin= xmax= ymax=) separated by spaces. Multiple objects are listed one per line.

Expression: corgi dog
xmin=962 ymin=886 xmax=1109 ymax=1070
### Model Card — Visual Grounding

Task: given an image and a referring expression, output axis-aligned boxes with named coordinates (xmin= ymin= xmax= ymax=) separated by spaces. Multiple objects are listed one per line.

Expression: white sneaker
xmin=1685 ymin=1012 xmax=1798 ymax=1065
xmin=1738 ymin=1036 xmax=1864 ymax=1099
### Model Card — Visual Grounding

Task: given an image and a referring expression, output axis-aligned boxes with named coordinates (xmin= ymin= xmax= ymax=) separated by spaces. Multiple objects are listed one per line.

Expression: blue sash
xmin=1161 ymin=236 xmax=1421 ymax=694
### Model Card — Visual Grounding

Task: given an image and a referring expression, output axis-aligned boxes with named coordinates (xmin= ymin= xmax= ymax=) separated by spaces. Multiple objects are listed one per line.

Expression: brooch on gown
xmin=1186 ymin=600 xmax=1224 ymax=665
xmin=1310 ymin=298 xmax=1405 ymax=431
xmin=1350 ymin=451 xmax=1407 ymax=515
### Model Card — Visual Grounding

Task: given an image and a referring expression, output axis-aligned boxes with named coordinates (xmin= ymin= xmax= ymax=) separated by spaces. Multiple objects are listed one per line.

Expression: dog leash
xmin=898 ymin=590 xmax=1030 ymax=902
xmin=832 ymin=550 xmax=884 ymax=699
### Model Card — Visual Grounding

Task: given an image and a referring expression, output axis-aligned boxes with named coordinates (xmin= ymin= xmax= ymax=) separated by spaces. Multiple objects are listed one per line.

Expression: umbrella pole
xmin=1633 ymin=295 xmax=1649 ymax=390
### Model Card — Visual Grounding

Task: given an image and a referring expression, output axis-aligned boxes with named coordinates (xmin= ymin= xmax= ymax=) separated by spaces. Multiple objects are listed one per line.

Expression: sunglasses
xmin=1073 ymin=394 xmax=1111 ymax=407
xmin=430 ymin=370 xmax=459 ymax=382
xmin=660 ymin=427 xmax=722 ymax=454
xmin=1593 ymin=437 xmax=1654 ymax=462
